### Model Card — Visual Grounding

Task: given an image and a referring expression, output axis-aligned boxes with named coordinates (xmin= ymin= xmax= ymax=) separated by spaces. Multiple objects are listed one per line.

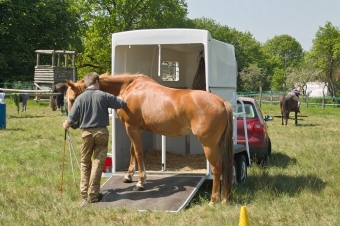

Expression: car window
xmin=236 ymin=103 xmax=255 ymax=118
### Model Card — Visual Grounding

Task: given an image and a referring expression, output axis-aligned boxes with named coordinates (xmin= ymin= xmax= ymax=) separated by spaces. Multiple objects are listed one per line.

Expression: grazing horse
xmin=65 ymin=73 xmax=234 ymax=204
xmin=50 ymin=82 xmax=68 ymax=115
xmin=279 ymin=93 xmax=299 ymax=125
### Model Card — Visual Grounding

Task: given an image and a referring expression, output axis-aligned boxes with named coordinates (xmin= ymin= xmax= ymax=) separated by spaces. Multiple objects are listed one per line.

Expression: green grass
xmin=1 ymin=99 xmax=340 ymax=225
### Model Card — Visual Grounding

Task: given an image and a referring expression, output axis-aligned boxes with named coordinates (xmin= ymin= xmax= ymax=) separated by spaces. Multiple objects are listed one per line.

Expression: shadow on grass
xmin=189 ymin=151 xmax=324 ymax=206
xmin=8 ymin=115 xmax=46 ymax=119
xmin=236 ymin=172 xmax=326 ymax=202
xmin=273 ymin=115 xmax=308 ymax=118
xmin=0 ymin=127 xmax=25 ymax=131
xmin=268 ymin=152 xmax=297 ymax=168
xmin=189 ymin=172 xmax=326 ymax=207
xmin=272 ymin=115 xmax=322 ymax=127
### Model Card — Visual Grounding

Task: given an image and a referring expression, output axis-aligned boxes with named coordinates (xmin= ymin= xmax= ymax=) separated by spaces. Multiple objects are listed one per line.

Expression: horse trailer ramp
xmin=93 ymin=172 xmax=207 ymax=212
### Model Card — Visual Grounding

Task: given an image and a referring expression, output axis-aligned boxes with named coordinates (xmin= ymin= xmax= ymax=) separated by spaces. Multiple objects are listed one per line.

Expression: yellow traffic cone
xmin=239 ymin=206 xmax=250 ymax=226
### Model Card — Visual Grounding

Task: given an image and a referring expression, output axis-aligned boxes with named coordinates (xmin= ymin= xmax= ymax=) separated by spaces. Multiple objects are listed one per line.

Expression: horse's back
xmin=285 ymin=93 xmax=298 ymax=111
xmin=280 ymin=93 xmax=298 ymax=112
xmin=119 ymin=78 xmax=229 ymax=137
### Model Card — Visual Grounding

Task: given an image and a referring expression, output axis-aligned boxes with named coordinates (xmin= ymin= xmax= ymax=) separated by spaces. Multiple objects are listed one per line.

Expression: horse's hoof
xmin=122 ymin=176 xmax=132 ymax=183
xmin=122 ymin=178 xmax=132 ymax=183
xmin=208 ymin=201 xmax=215 ymax=206
xmin=133 ymin=185 xmax=144 ymax=191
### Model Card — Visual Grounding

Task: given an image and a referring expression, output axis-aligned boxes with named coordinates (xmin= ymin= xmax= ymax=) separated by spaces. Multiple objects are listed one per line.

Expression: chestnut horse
xmin=50 ymin=82 xmax=68 ymax=115
xmin=65 ymin=73 xmax=234 ymax=204
xmin=279 ymin=93 xmax=299 ymax=125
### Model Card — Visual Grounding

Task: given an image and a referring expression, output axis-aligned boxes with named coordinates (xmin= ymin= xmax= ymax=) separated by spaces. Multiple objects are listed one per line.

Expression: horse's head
xmin=65 ymin=79 xmax=86 ymax=112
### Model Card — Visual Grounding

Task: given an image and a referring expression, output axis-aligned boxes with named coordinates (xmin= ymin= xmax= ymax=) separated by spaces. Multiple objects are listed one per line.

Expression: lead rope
xmin=67 ymin=130 xmax=80 ymax=188
xmin=60 ymin=129 xmax=67 ymax=194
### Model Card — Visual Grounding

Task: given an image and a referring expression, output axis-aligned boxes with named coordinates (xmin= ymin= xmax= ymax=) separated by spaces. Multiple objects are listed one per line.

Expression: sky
xmin=185 ymin=0 xmax=340 ymax=51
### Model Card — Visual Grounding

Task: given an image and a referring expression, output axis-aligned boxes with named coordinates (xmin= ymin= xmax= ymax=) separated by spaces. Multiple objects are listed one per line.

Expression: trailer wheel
xmin=235 ymin=154 xmax=247 ymax=184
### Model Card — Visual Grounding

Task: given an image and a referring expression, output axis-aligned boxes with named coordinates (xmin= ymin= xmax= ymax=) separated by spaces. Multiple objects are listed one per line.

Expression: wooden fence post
xmin=270 ymin=89 xmax=273 ymax=105
xmin=322 ymin=91 xmax=325 ymax=110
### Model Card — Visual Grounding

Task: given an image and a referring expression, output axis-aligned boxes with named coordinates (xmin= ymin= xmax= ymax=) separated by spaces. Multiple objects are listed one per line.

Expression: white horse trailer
xmin=99 ymin=29 xmax=250 ymax=211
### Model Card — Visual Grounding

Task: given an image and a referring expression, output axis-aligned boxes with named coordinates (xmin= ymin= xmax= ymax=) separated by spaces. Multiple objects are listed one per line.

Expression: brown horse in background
xmin=279 ymin=93 xmax=299 ymax=125
xmin=65 ymin=73 xmax=234 ymax=204
xmin=50 ymin=82 xmax=68 ymax=115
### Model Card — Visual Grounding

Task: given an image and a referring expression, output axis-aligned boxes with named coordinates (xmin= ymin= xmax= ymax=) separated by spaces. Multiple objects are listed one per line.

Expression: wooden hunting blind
xmin=34 ymin=50 xmax=76 ymax=90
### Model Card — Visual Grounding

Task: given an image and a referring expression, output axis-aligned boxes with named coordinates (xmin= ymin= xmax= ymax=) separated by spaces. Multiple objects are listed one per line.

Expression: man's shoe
xmin=88 ymin=193 xmax=104 ymax=203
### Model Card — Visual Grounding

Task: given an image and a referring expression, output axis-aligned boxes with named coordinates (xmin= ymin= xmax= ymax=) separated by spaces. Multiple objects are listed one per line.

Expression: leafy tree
xmin=286 ymin=63 xmax=321 ymax=94
xmin=239 ymin=64 xmax=268 ymax=91
xmin=271 ymin=68 xmax=286 ymax=91
xmin=0 ymin=0 xmax=82 ymax=83
xmin=72 ymin=0 xmax=190 ymax=77
xmin=308 ymin=22 xmax=340 ymax=97
xmin=190 ymin=18 xmax=269 ymax=89
xmin=262 ymin=34 xmax=304 ymax=70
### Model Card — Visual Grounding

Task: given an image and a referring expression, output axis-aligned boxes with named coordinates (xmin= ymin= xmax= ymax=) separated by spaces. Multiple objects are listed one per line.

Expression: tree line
xmin=1 ymin=0 xmax=340 ymax=95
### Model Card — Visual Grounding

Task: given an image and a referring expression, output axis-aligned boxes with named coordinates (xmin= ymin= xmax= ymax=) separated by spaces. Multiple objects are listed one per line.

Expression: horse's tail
xmin=49 ymin=84 xmax=57 ymax=111
xmin=49 ymin=95 xmax=56 ymax=111
xmin=281 ymin=96 xmax=289 ymax=116
xmin=279 ymin=96 xmax=287 ymax=124
xmin=220 ymin=101 xmax=234 ymax=201
xmin=51 ymin=84 xmax=57 ymax=93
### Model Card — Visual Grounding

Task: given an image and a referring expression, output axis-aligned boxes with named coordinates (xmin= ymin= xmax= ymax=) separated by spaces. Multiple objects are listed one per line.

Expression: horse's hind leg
xmin=284 ymin=112 xmax=289 ymax=125
xmin=203 ymin=145 xmax=222 ymax=205
xmin=294 ymin=111 xmax=298 ymax=125
xmin=122 ymin=143 xmax=136 ymax=183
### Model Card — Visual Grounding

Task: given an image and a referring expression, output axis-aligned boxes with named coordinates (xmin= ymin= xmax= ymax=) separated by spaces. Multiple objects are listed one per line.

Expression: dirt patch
xmin=144 ymin=149 xmax=207 ymax=173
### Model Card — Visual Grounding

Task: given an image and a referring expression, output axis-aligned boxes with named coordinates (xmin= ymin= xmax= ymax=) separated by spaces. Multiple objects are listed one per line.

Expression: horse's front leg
xmin=126 ymin=126 xmax=146 ymax=191
xmin=122 ymin=143 xmax=135 ymax=183
xmin=133 ymin=138 xmax=147 ymax=191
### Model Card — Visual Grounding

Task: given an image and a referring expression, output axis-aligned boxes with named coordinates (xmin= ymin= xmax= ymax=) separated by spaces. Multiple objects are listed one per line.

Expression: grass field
xmin=0 ymin=99 xmax=340 ymax=225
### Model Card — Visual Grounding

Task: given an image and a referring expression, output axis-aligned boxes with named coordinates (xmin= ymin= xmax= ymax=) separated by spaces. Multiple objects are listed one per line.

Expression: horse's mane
xmin=100 ymin=73 xmax=156 ymax=83
xmin=100 ymin=72 xmax=111 ymax=77
xmin=72 ymin=73 xmax=155 ymax=91
xmin=104 ymin=73 xmax=152 ymax=79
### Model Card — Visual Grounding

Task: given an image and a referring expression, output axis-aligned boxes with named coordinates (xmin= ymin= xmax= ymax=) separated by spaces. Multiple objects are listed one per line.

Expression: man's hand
xmin=62 ymin=120 xmax=70 ymax=130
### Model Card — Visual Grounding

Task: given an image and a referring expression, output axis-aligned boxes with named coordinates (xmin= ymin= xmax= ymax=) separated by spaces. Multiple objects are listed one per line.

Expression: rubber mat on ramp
xmin=93 ymin=173 xmax=206 ymax=212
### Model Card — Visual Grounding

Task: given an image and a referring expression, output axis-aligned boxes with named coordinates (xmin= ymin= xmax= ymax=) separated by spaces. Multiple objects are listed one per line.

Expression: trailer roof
xmin=112 ymin=28 xmax=213 ymax=46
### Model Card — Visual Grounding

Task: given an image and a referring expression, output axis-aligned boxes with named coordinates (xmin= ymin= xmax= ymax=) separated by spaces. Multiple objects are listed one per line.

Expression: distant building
xmin=304 ymin=82 xmax=328 ymax=97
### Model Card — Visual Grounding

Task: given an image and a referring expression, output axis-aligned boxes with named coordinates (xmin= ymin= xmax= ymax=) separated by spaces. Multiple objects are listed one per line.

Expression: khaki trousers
xmin=80 ymin=127 xmax=109 ymax=202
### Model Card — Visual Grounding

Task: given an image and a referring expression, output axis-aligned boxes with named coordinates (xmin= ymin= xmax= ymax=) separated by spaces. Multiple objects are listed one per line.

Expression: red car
xmin=236 ymin=97 xmax=273 ymax=165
